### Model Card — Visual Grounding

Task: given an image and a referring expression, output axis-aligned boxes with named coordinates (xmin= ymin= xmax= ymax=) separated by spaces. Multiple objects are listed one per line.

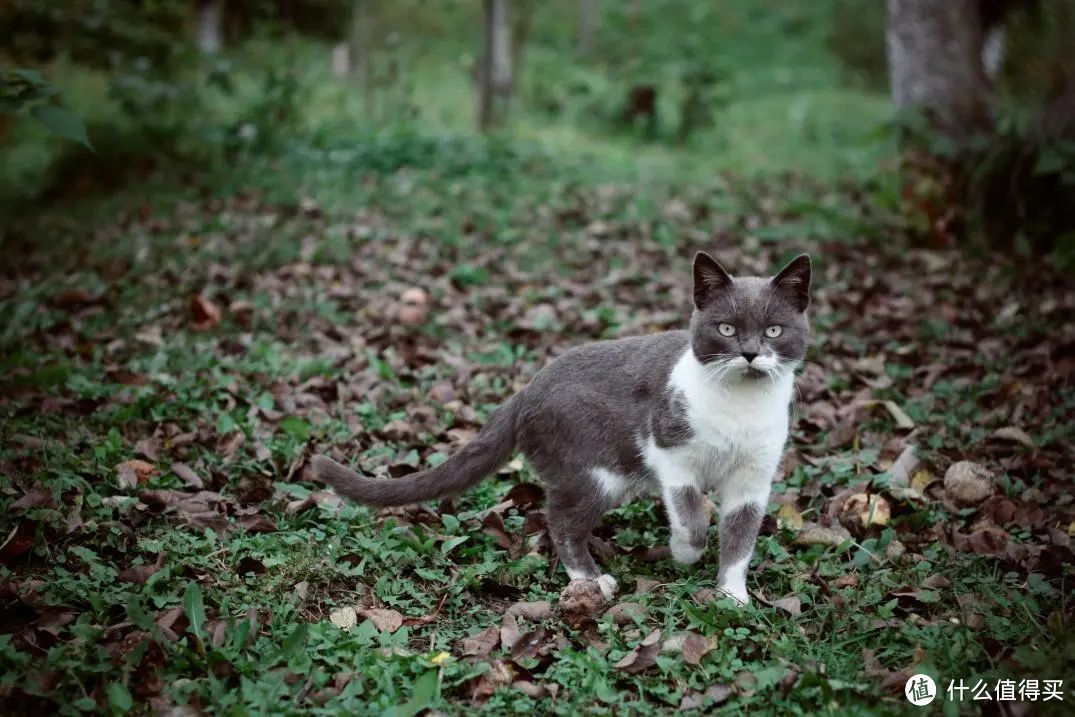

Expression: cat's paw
xmin=670 ymin=535 xmax=704 ymax=565
xmin=717 ymin=585 xmax=750 ymax=606
xmin=596 ymin=574 xmax=619 ymax=600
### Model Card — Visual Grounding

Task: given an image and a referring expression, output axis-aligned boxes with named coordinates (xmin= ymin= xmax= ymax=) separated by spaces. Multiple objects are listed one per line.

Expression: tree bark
xmin=478 ymin=0 xmax=511 ymax=131
xmin=349 ymin=0 xmax=374 ymax=114
xmin=196 ymin=0 xmax=224 ymax=55
xmin=578 ymin=0 xmax=597 ymax=57
xmin=886 ymin=0 xmax=993 ymax=135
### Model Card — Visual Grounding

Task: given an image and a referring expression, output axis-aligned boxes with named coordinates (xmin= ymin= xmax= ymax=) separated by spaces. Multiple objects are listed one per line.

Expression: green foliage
xmin=0 ymin=68 xmax=90 ymax=147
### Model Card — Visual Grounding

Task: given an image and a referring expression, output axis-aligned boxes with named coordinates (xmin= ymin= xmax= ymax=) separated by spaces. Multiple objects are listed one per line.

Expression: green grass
xmin=2 ymin=1 xmax=1072 ymax=713
xmin=1 ymin=134 xmax=1073 ymax=714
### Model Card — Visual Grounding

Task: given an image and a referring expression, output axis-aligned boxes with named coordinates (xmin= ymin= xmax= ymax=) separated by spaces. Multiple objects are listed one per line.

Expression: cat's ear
xmin=771 ymin=254 xmax=812 ymax=312
xmin=693 ymin=251 xmax=733 ymax=309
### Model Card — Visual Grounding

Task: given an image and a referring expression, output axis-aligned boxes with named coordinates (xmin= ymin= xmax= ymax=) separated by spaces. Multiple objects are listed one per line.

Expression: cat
xmin=305 ymin=252 xmax=811 ymax=605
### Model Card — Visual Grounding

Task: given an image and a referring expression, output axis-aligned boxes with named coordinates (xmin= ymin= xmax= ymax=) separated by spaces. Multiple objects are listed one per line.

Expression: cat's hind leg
xmin=545 ymin=482 xmax=617 ymax=599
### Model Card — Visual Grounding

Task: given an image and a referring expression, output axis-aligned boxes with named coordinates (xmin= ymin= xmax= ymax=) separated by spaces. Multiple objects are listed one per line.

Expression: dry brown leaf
xmin=633 ymin=577 xmax=662 ymax=595
xmin=461 ymin=625 xmax=500 ymax=657
xmin=190 ymin=294 xmax=221 ymax=330
xmin=680 ymin=684 xmax=733 ymax=710
xmin=887 ymin=444 xmax=919 ymax=485
xmin=557 ymin=579 xmax=607 ymax=625
xmin=329 ymin=606 xmax=357 ymax=631
xmin=613 ymin=628 xmax=662 ymax=674
xmin=662 ymin=631 xmax=714 ymax=666
xmin=794 ymin=522 xmax=852 ymax=548
xmin=952 ymin=526 xmax=1009 ymax=556
xmin=606 ymin=602 xmax=646 ymax=624
xmin=358 ymin=608 xmax=403 ymax=633
xmin=135 ymin=437 xmax=160 ymax=462
xmin=988 ymin=426 xmax=1035 ymax=449
xmin=466 ymin=659 xmax=513 ymax=704
xmin=777 ymin=503 xmax=804 ymax=530
xmin=118 ymin=552 xmax=166 ymax=584
xmin=500 ymin=600 xmax=552 ymax=650
xmin=773 ymin=595 xmax=802 ymax=617
xmin=842 ymin=493 xmax=891 ymax=528
xmin=881 ymin=400 xmax=915 ymax=430
xmin=12 ymin=485 xmax=55 ymax=510
xmin=116 ymin=459 xmax=157 ymax=489
xmin=944 ymin=461 xmax=995 ymax=507
xmin=171 ymin=462 xmax=204 ymax=490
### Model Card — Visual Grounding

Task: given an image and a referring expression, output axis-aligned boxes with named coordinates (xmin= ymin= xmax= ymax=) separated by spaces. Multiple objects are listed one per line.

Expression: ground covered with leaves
xmin=2 ymin=136 xmax=1074 ymax=715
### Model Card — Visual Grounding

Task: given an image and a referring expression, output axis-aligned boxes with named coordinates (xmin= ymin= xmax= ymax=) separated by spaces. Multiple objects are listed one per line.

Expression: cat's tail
xmin=304 ymin=392 xmax=522 ymax=507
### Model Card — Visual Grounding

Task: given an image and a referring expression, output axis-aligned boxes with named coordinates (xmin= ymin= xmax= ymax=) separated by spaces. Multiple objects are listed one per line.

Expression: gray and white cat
xmin=306 ymin=252 xmax=811 ymax=605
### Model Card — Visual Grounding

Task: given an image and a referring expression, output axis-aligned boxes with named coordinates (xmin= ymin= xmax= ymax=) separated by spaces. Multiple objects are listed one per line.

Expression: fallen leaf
xmin=461 ymin=625 xmax=500 ymax=657
xmin=509 ymin=627 xmax=547 ymax=662
xmin=329 ymin=606 xmax=357 ymax=631
xmin=886 ymin=444 xmax=919 ymax=485
xmin=777 ymin=503 xmax=804 ymax=530
xmin=358 ymin=608 xmax=403 ymax=633
xmin=512 ymin=680 xmax=555 ymax=698
xmin=680 ymin=684 xmax=733 ymax=710
xmin=190 ymin=294 xmax=221 ymax=330
xmin=882 ymin=400 xmax=915 ymax=430
xmin=613 ymin=628 xmax=662 ymax=674
xmin=466 ymin=659 xmax=513 ymax=704
xmin=171 ymin=463 xmax=204 ymax=490
xmin=841 ymin=493 xmax=891 ymax=529
xmin=988 ymin=426 xmax=1034 ymax=450
xmin=134 ymin=437 xmax=160 ymax=461
xmin=944 ymin=461 xmax=995 ymax=507
xmin=500 ymin=600 xmax=552 ymax=650
xmin=922 ymin=574 xmax=951 ymax=590
xmin=285 ymin=490 xmax=344 ymax=515
xmin=952 ymin=526 xmax=1009 ymax=556
xmin=794 ymin=522 xmax=852 ymax=548
xmin=118 ymin=552 xmax=166 ymax=584
xmin=605 ymin=602 xmax=646 ymax=624
xmin=116 ymin=459 xmax=157 ymax=489
xmin=773 ymin=595 xmax=802 ymax=617
xmin=12 ymin=485 xmax=55 ymax=510
xmin=557 ymin=579 xmax=607 ymax=626
xmin=662 ymin=631 xmax=714 ymax=665
xmin=633 ymin=577 xmax=661 ymax=595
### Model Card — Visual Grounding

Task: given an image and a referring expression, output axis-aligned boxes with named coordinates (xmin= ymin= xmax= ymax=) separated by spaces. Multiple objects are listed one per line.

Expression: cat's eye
xmin=765 ymin=325 xmax=783 ymax=338
xmin=718 ymin=323 xmax=736 ymax=337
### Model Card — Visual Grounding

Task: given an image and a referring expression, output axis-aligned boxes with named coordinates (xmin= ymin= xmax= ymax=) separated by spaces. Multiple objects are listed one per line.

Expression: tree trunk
xmin=886 ymin=0 xmax=992 ymax=135
xmin=578 ymin=0 xmax=597 ymax=57
xmin=349 ymin=0 xmax=374 ymax=114
xmin=196 ymin=0 xmax=224 ymax=55
xmin=478 ymin=0 xmax=512 ymax=131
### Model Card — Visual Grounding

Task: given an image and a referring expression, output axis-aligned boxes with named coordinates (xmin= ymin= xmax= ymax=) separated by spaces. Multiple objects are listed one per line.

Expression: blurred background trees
xmin=0 ymin=0 xmax=1071 ymax=265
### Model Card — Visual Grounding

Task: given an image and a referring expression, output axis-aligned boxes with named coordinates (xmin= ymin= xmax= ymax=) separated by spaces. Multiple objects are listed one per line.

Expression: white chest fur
xmin=644 ymin=349 xmax=792 ymax=492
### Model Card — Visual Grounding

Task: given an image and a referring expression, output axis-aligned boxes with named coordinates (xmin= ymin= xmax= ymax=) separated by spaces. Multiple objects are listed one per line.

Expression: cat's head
xmin=689 ymin=252 xmax=811 ymax=383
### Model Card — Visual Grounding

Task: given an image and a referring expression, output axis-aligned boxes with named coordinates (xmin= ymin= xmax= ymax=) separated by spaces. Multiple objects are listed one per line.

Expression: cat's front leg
xmin=664 ymin=484 xmax=709 ymax=564
xmin=716 ymin=466 xmax=774 ymax=605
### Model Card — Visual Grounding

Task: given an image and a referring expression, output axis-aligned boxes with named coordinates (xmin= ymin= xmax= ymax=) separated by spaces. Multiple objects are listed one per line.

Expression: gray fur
xmin=671 ymin=486 xmax=708 ymax=549
xmin=304 ymin=252 xmax=811 ymax=587
xmin=718 ymin=502 xmax=764 ymax=580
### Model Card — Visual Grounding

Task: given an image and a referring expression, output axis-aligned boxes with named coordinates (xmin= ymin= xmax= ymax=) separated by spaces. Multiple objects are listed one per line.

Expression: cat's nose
xmin=742 ymin=352 xmax=758 ymax=363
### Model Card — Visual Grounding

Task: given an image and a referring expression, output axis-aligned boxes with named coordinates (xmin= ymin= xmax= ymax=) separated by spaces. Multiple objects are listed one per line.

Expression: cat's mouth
xmin=743 ymin=367 xmax=767 ymax=380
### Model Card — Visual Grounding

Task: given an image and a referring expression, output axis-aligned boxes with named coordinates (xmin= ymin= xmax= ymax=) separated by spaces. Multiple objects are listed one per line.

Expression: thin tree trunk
xmin=886 ymin=0 xmax=992 ymax=135
xmin=349 ymin=0 xmax=375 ymax=115
xmin=478 ymin=0 xmax=511 ymax=131
xmin=196 ymin=0 xmax=224 ymax=54
xmin=578 ymin=0 xmax=597 ymax=57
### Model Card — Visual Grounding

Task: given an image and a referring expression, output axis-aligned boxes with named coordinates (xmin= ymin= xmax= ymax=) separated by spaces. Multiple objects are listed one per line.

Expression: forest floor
xmin=1 ymin=136 xmax=1074 ymax=716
